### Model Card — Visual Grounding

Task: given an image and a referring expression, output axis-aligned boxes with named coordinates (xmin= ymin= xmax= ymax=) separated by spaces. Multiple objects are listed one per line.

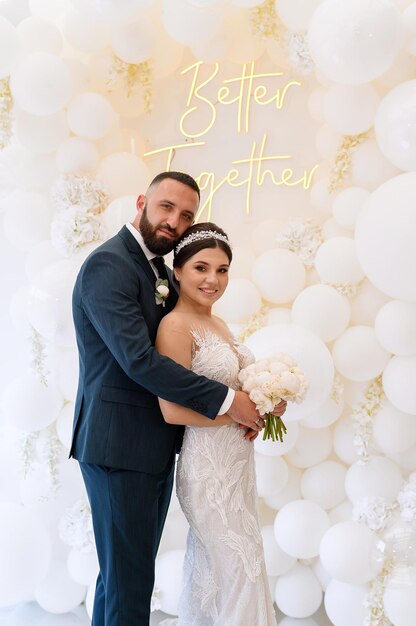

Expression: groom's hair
xmin=147 ymin=171 xmax=200 ymax=199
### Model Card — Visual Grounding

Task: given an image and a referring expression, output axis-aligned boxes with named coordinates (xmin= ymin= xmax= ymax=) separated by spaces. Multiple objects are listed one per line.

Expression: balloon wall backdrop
xmin=1 ymin=1 xmax=416 ymax=624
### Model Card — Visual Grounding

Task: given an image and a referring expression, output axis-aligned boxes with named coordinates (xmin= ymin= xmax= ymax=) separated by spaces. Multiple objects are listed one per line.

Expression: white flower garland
xmin=37 ymin=424 xmax=64 ymax=499
xmin=397 ymin=472 xmax=416 ymax=522
xmin=59 ymin=499 xmax=95 ymax=553
xmin=330 ymin=375 xmax=344 ymax=405
xmin=51 ymin=205 xmax=107 ymax=257
xmin=50 ymin=173 xmax=109 ymax=215
xmin=0 ymin=77 xmax=13 ymax=151
xmin=30 ymin=326 xmax=49 ymax=387
xmin=351 ymin=376 xmax=385 ymax=464
xmin=276 ymin=218 xmax=323 ymax=268
xmin=20 ymin=431 xmax=39 ymax=479
xmin=353 ymin=497 xmax=397 ymax=532
xmin=285 ymin=32 xmax=315 ymax=75
xmin=363 ymin=561 xmax=393 ymax=626
xmin=236 ymin=304 xmax=269 ymax=343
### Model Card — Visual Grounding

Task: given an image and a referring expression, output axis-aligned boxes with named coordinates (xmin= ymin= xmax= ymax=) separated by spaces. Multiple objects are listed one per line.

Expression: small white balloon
xmin=274 ymin=499 xmax=330 ymax=559
xmin=254 ymin=421 xmax=299 ymax=457
xmin=67 ymin=92 xmax=115 ymax=140
xmin=98 ymin=152 xmax=150 ymax=199
xmin=254 ymin=453 xmax=289 ymax=498
xmin=320 ymin=521 xmax=383 ymax=584
xmin=251 ymin=219 xmax=282 ymax=254
xmin=315 ymin=123 xmax=343 ymax=160
xmin=332 ymin=187 xmax=370 ymax=231
xmin=274 ymin=563 xmax=323 ymax=619
xmin=324 ymin=83 xmax=380 ymax=135
xmin=301 ymin=461 xmax=347 ymax=510
xmin=384 ymin=586 xmax=416 ymax=626
xmin=345 ymin=456 xmax=403 ymax=502
xmin=17 ymin=16 xmax=62 ymax=55
xmin=301 ymin=396 xmax=344 ymax=429
xmin=15 ymin=108 xmax=69 ymax=155
xmin=261 ymin=525 xmax=296 ymax=576
xmin=351 ymin=139 xmax=400 ymax=190
xmin=333 ymin=414 xmax=357 ymax=466
xmin=373 ymin=401 xmax=416 ymax=454
xmin=383 ymin=355 xmax=416 ymax=415
xmin=315 ymin=237 xmax=365 ymax=287
xmin=332 ymin=325 xmax=390 ymax=382
xmin=67 ymin=548 xmax=99 ymax=587
xmin=252 ymin=249 xmax=305 ymax=304
xmin=0 ymin=17 xmax=20 ymax=79
xmin=375 ymin=300 xmax=416 ymax=356
xmin=111 ymin=17 xmax=156 ymax=63
xmin=292 ymin=284 xmax=351 ymax=343
xmin=265 ymin=466 xmax=302 ymax=510
xmin=285 ymin=425 xmax=332 ymax=468
xmin=63 ymin=7 xmax=110 ymax=53
xmin=228 ymin=247 xmax=256 ymax=280
xmin=350 ymin=279 xmax=390 ymax=327
xmin=213 ymin=278 xmax=261 ymax=323
xmin=154 ymin=549 xmax=185 ymax=616
xmin=36 ymin=560 xmax=87 ymax=613
xmin=102 ymin=195 xmax=137 ymax=238
xmin=56 ymin=137 xmax=99 ymax=174
xmin=1 ymin=374 xmax=63 ymax=432
xmin=276 ymin=0 xmax=324 ymax=31
xmin=324 ymin=579 xmax=367 ymax=626
xmin=162 ymin=0 xmax=225 ymax=46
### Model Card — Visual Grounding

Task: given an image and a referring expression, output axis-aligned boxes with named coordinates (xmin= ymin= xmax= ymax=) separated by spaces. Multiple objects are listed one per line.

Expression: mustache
xmin=159 ymin=224 xmax=178 ymax=236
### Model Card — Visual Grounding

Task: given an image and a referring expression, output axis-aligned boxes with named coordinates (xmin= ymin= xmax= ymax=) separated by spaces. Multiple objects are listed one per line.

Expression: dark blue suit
xmin=70 ymin=226 xmax=227 ymax=625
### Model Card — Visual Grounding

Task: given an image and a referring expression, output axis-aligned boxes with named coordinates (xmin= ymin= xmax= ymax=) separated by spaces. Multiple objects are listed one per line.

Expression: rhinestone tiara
xmin=174 ymin=230 xmax=231 ymax=255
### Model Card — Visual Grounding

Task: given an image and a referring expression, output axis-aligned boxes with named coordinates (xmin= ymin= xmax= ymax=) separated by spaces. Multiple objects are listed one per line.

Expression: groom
xmin=70 ymin=171 xmax=265 ymax=626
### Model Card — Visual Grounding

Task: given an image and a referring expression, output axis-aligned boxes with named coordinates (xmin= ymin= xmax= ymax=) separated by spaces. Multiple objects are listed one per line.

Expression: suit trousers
xmin=79 ymin=457 xmax=175 ymax=626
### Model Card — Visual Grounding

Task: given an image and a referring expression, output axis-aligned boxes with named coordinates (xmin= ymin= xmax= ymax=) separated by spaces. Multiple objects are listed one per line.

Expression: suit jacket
xmin=70 ymin=226 xmax=228 ymax=473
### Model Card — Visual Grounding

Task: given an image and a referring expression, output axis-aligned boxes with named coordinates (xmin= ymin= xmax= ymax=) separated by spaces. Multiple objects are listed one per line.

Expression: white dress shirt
xmin=125 ymin=223 xmax=234 ymax=415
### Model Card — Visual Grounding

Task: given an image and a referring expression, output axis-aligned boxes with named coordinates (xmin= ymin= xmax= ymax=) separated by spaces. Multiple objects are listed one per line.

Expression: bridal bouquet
xmin=238 ymin=354 xmax=308 ymax=442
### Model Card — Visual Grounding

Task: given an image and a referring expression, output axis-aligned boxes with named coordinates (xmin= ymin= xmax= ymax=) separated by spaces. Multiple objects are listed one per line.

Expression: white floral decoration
xmin=50 ymin=173 xmax=109 ymax=215
xmin=30 ymin=326 xmax=49 ymax=387
xmin=397 ymin=472 xmax=416 ymax=521
xmin=51 ymin=204 xmax=107 ymax=257
xmin=352 ymin=376 xmax=385 ymax=464
xmin=37 ymin=424 xmax=64 ymax=498
xmin=284 ymin=32 xmax=314 ymax=75
xmin=59 ymin=499 xmax=95 ymax=553
xmin=151 ymin=586 xmax=162 ymax=612
xmin=330 ymin=375 xmax=344 ymax=405
xmin=20 ymin=431 xmax=39 ymax=479
xmin=328 ymin=282 xmax=360 ymax=297
xmin=276 ymin=218 xmax=323 ymax=268
xmin=237 ymin=304 xmax=269 ymax=343
xmin=0 ymin=77 xmax=13 ymax=151
xmin=353 ymin=497 xmax=398 ymax=532
xmin=363 ymin=561 xmax=393 ymax=626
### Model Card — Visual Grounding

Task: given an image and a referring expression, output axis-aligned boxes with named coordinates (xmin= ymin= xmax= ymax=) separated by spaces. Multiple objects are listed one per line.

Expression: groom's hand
xmin=227 ymin=390 xmax=264 ymax=431
xmin=271 ymin=399 xmax=287 ymax=417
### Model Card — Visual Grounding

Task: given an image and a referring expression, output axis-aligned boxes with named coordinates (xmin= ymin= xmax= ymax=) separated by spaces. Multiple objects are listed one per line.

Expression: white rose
xmin=156 ymin=285 xmax=169 ymax=297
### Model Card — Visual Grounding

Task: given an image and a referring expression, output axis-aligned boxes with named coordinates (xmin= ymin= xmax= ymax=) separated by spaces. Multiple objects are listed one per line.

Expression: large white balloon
xmin=245 ymin=324 xmax=334 ymax=419
xmin=285 ymin=426 xmax=332 ymax=468
xmin=375 ymin=300 xmax=416 ymax=355
xmin=162 ymin=0 xmax=225 ymax=46
xmin=350 ymin=279 xmax=390 ymax=326
xmin=345 ymin=456 xmax=403 ymax=502
xmin=315 ymin=237 xmax=364 ymax=287
xmin=0 ymin=17 xmax=20 ymax=79
xmin=10 ymin=52 xmax=73 ymax=116
xmin=274 ymin=564 xmax=323 ymax=619
xmin=301 ymin=395 xmax=344 ymax=429
xmin=324 ymin=83 xmax=380 ymax=135
xmin=17 ymin=16 xmax=62 ymax=55
xmin=320 ymin=521 xmax=383 ymax=584
xmin=15 ymin=109 xmax=69 ymax=155
xmin=332 ymin=325 xmax=390 ymax=381
xmin=1 ymin=373 xmax=63 ymax=431
xmin=383 ymin=355 xmax=416 ymax=414
xmin=308 ymin=0 xmax=402 ymax=84
xmin=0 ymin=503 xmax=51 ymax=607
xmin=375 ymin=80 xmax=416 ymax=171
xmin=251 ymin=249 xmax=305 ymax=304
xmin=292 ymin=284 xmax=350 ymax=342
xmin=67 ymin=92 xmax=115 ymax=140
xmin=324 ymin=579 xmax=367 ymax=626
xmin=274 ymin=499 xmax=330 ymax=559
xmin=261 ymin=525 xmax=296 ymax=577
xmin=300 ymin=461 xmax=347 ymax=510
xmin=265 ymin=466 xmax=302 ymax=510
xmin=355 ymin=173 xmax=416 ymax=301
xmin=102 ymin=196 xmax=137 ymax=238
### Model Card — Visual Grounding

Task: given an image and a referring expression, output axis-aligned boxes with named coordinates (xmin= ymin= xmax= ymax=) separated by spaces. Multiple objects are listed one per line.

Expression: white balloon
xmin=0 ymin=17 xmax=20 ymax=79
xmin=252 ymin=249 xmax=305 ymax=304
xmin=333 ymin=414 xmax=357 ymax=466
xmin=213 ymin=278 xmax=261 ymax=323
xmin=384 ymin=586 xmax=416 ymax=626
xmin=324 ymin=83 xmax=380 ymax=135
xmin=63 ymin=7 xmax=110 ymax=53
xmin=56 ymin=402 xmax=75 ymax=449
xmin=332 ymin=325 xmax=390 ymax=382
xmin=265 ymin=466 xmax=302 ymax=510
xmin=301 ymin=461 xmax=347 ymax=510
xmin=292 ymin=284 xmax=351 ymax=342
xmin=251 ymin=219 xmax=282 ymax=254
xmin=111 ymin=17 xmax=156 ymax=63
xmin=315 ymin=123 xmax=343 ymax=160
xmin=375 ymin=79 xmax=416 ymax=171
xmin=0 ymin=503 xmax=51 ymax=607
xmin=301 ymin=396 xmax=344 ymax=429
xmin=9 ymin=286 xmax=32 ymax=334
xmin=17 ymin=16 xmax=62 ymax=55
xmin=254 ymin=453 xmax=289 ymax=498
xmin=320 ymin=521 xmax=383 ymax=584
xmin=332 ymin=187 xmax=370 ymax=231
xmin=56 ymin=137 xmax=99 ymax=174
xmin=285 ymin=426 xmax=332 ymax=468
xmin=10 ymin=52 xmax=73 ymax=116
xmin=274 ymin=563 xmax=323 ymax=619
xmin=375 ymin=300 xmax=416 ymax=356
xmin=15 ymin=108 xmax=69 ymax=154
xmin=245 ymin=324 xmax=334 ymax=419
xmin=261 ymin=525 xmax=296 ymax=576
xmin=322 ymin=217 xmax=351 ymax=240
xmin=350 ymin=279 xmax=390 ymax=326
xmin=3 ymin=191 xmax=52 ymax=251
xmin=274 ymin=499 xmax=330 ymax=559
xmin=373 ymin=401 xmax=416 ymax=453
xmin=1 ymin=373 xmax=63 ymax=432
xmin=345 ymin=456 xmax=403 ymax=502
xmin=376 ymin=49 xmax=416 ymax=89
xmin=324 ymin=579 xmax=367 ymax=626
xmin=67 ymin=548 xmax=99 ymax=586
xmin=24 ymin=240 xmax=61 ymax=281
xmin=328 ymin=500 xmax=354 ymax=525
xmin=388 ymin=441 xmax=416 ymax=471
xmin=67 ymin=92 xmax=114 ymax=140
xmin=29 ymin=0 xmax=68 ymax=19
xmin=308 ymin=0 xmax=402 ymax=85
xmin=403 ymin=2 xmax=416 ymax=54
xmin=315 ymin=237 xmax=365 ymax=287
xmin=383 ymin=355 xmax=416 ymax=414
xmin=228 ymin=247 xmax=256 ymax=280
xmin=98 ymin=152 xmax=150 ymax=199
xmin=154 ymin=549 xmax=185 ymax=615
xmin=162 ymin=0 xmax=225 ymax=46
xmin=355 ymin=173 xmax=416 ymax=301
xmin=351 ymin=139 xmax=400 ymax=190
xmin=266 ymin=308 xmax=292 ymax=325
xmin=254 ymin=421 xmax=299 ymax=457
xmin=36 ymin=560 xmax=87 ymax=613
xmin=276 ymin=0 xmax=324 ymax=31
xmin=102 ymin=195 xmax=137 ymax=238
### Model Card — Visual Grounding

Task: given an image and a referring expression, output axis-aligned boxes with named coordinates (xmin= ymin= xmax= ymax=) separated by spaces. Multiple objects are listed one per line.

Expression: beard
xmin=139 ymin=205 xmax=179 ymax=255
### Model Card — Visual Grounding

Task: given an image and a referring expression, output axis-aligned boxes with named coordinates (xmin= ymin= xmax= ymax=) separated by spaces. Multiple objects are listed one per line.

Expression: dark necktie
xmin=152 ymin=256 xmax=169 ymax=282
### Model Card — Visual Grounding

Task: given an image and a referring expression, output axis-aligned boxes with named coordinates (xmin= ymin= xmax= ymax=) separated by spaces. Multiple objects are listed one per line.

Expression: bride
xmin=156 ymin=222 xmax=285 ymax=625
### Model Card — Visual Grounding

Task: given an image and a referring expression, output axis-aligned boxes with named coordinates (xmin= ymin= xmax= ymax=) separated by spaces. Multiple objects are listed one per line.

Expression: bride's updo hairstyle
xmin=173 ymin=222 xmax=232 ymax=274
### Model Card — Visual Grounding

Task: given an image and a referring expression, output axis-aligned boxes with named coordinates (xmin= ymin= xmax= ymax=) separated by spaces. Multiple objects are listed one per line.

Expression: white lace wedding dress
xmin=170 ymin=329 xmax=276 ymax=626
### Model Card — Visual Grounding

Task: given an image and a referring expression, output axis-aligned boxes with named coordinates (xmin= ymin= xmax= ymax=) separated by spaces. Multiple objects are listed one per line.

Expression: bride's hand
xmin=228 ymin=390 xmax=264 ymax=431
xmin=243 ymin=427 xmax=259 ymax=442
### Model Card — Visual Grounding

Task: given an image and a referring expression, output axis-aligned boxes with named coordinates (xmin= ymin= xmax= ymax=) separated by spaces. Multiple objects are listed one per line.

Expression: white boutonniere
xmin=155 ymin=279 xmax=169 ymax=306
